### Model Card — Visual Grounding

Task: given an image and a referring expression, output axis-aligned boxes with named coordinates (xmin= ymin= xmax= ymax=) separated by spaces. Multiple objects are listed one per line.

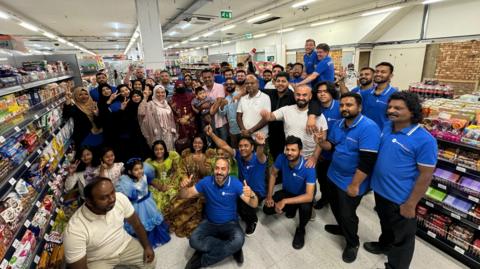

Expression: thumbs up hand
xmin=243 ymin=180 xmax=252 ymax=198
xmin=180 ymin=175 xmax=193 ymax=189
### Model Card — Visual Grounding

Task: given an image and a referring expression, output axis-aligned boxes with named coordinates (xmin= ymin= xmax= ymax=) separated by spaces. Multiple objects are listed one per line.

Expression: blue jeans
xmin=189 ymin=220 xmax=245 ymax=267
xmin=215 ymin=124 xmax=229 ymax=142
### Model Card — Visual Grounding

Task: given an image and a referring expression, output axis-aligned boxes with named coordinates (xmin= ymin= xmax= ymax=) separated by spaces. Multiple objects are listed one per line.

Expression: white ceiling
xmin=0 ymin=0 xmax=408 ymax=56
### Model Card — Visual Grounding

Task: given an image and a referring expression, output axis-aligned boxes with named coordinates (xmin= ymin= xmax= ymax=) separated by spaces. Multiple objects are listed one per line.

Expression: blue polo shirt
xmin=304 ymin=52 xmax=318 ymax=75
xmin=314 ymin=56 xmax=335 ymax=84
xmin=351 ymin=85 xmax=375 ymax=94
xmin=371 ymin=122 xmax=438 ymax=205
xmin=195 ymin=175 xmax=244 ymax=224
xmin=89 ymin=86 xmax=117 ymax=102
xmin=235 ymin=150 xmax=266 ymax=198
xmin=360 ymin=84 xmax=397 ymax=130
xmin=214 ymin=75 xmax=225 ymax=84
xmin=274 ymin=154 xmax=316 ymax=195
xmin=289 ymin=77 xmax=303 ymax=84
xmin=319 ymin=99 xmax=342 ymax=160
xmin=327 ymin=114 xmax=381 ymax=195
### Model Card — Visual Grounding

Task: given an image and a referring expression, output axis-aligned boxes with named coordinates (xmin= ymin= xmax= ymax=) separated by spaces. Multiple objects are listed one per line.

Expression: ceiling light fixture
xmin=221 ymin=25 xmax=236 ymax=31
xmin=180 ymin=23 xmax=191 ymax=30
xmin=253 ymin=33 xmax=267 ymax=38
xmin=422 ymin=0 xmax=444 ymax=4
xmin=19 ymin=21 xmax=39 ymax=32
xmin=361 ymin=6 xmax=402 ymax=16
xmin=190 ymin=36 xmax=200 ymax=41
xmin=310 ymin=19 xmax=336 ymax=27
xmin=211 ymin=43 xmax=219 ymax=47
xmin=203 ymin=30 xmax=216 ymax=37
xmin=247 ymin=13 xmax=271 ymax=23
xmin=168 ymin=31 xmax=178 ymax=36
xmin=42 ymin=31 xmax=56 ymax=39
xmin=292 ymin=0 xmax=316 ymax=8
xmin=67 ymin=42 xmax=74 ymax=47
xmin=0 ymin=10 xmax=9 ymax=19
xmin=181 ymin=40 xmax=188 ymax=44
xmin=277 ymin=28 xmax=295 ymax=33
xmin=173 ymin=43 xmax=180 ymax=47
xmin=223 ymin=40 xmax=232 ymax=44
xmin=57 ymin=37 xmax=67 ymax=43
xmin=195 ymin=47 xmax=201 ymax=50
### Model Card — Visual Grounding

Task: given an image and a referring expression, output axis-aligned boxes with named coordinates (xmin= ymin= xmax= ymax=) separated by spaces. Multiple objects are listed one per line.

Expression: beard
xmin=286 ymin=154 xmax=300 ymax=163
xmin=374 ymin=76 xmax=389 ymax=84
xmin=237 ymin=80 xmax=245 ymax=86
xmin=296 ymin=100 xmax=308 ymax=108
xmin=226 ymin=86 xmax=235 ymax=93
xmin=341 ymin=111 xmax=358 ymax=119
xmin=359 ymin=78 xmax=372 ymax=86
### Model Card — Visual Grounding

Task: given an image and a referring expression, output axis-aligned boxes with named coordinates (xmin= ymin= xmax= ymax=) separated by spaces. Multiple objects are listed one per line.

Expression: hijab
xmin=72 ymin=86 xmax=101 ymax=133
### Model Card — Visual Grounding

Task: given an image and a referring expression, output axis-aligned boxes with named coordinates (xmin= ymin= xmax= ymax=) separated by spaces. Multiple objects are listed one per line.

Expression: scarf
xmin=72 ymin=87 xmax=102 ymax=134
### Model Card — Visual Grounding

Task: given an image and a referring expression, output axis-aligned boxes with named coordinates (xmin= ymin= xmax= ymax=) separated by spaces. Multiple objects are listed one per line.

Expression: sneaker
xmin=233 ymin=248 xmax=244 ymax=264
xmin=342 ymin=245 xmax=359 ymax=263
xmin=313 ymin=198 xmax=328 ymax=210
xmin=185 ymin=251 xmax=202 ymax=269
xmin=310 ymin=208 xmax=316 ymax=221
xmin=324 ymin=224 xmax=343 ymax=236
xmin=292 ymin=227 xmax=306 ymax=249
xmin=363 ymin=241 xmax=391 ymax=255
xmin=245 ymin=222 xmax=257 ymax=236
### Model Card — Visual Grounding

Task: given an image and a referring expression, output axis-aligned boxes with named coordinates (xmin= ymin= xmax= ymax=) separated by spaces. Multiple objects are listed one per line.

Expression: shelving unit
xmin=0 ymin=75 xmax=73 ymax=96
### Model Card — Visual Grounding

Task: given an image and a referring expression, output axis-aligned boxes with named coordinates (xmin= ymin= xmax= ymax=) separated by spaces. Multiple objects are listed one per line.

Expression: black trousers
xmin=374 ymin=193 xmax=417 ymax=269
xmin=315 ymin=158 xmax=331 ymax=202
xmin=237 ymin=192 xmax=264 ymax=225
xmin=326 ymin=178 xmax=364 ymax=247
xmin=263 ymin=190 xmax=312 ymax=229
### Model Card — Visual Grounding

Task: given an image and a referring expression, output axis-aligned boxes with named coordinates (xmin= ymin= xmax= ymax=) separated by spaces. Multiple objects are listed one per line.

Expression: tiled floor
xmin=154 ymin=191 xmax=467 ymax=269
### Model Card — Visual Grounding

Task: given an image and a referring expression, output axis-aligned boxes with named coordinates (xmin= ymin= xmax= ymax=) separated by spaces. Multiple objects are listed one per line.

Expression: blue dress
xmin=116 ymin=174 xmax=171 ymax=247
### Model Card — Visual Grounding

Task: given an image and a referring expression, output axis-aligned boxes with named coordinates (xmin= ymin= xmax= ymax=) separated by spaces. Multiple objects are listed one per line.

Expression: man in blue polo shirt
xmin=89 ymin=72 xmax=117 ymax=102
xmin=365 ymin=92 xmax=437 ymax=269
xmin=360 ymin=62 xmax=398 ymax=130
xmin=180 ymin=158 xmax=258 ymax=269
xmin=289 ymin=63 xmax=304 ymax=84
xmin=294 ymin=43 xmax=335 ymax=88
xmin=311 ymin=81 xmax=341 ymax=210
xmin=263 ymin=136 xmax=316 ymax=250
xmin=205 ymin=125 xmax=267 ymax=236
xmin=339 ymin=67 xmax=375 ymax=94
xmin=315 ymin=92 xmax=381 ymax=263
xmin=303 ymin=39 xmax=318 ymax=76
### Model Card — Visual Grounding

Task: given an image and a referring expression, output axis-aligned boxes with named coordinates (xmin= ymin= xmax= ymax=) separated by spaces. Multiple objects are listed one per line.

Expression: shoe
xmin=233 ymin=248 xmax=244 ymax=264
xmin=313 ymin=199 xmax=328 ymax=210
xmin=185 ymin=251 xmax=202 ymax=269
xmin=324 ymin=224 xmax=343 ymax=236
xmin=292 ymin=227 xmax=306 ymax=249
xmin=286 ymin=211 xmax=296 ymax=218
xmin=363 ymin=241 xmax=391 ymax=255
xmin=310 ymin=209 xmax=316 ymax=221
xmin=245 ymin=222 xmax=257 ymax=236
xmin=342 ymin=245 xmax=359 ymax=263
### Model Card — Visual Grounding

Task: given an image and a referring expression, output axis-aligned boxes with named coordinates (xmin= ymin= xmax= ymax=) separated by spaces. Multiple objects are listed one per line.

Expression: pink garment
xmin=204 ymin=83 xmax=227 ymax=128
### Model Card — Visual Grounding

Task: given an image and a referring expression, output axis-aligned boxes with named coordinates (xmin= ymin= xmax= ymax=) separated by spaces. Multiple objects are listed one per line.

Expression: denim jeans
xmin=215 ymin=124 xmax=229 ymax=142
xmin=189 ymin=220 xmax=245 ymax=267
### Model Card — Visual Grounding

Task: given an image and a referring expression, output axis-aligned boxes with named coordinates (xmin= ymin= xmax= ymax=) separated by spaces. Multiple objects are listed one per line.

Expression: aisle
xmin=154 ymin=191 xmax=466 ymax=269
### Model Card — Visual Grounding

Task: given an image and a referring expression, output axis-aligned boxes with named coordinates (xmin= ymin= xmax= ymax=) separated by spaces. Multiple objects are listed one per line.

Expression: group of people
xmin=62 ymin=38 xmax=437 ymax=269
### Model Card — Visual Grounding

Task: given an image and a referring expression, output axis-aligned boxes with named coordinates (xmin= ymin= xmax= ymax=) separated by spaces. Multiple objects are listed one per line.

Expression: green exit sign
xmin=245 ymin=33 xmax=253 ymax=39
xmin=220 ymin=10 xmax=232 ymax=19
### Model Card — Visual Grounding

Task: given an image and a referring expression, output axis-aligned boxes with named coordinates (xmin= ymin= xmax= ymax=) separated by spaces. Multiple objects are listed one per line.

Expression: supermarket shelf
xmin=431 ymin=180 xmax=480 ymax=204
xmin=0 ymin=75 xmax=73 ymax=97
xmin=0 ymin=95 xmax=65 ymax=144
xmin=416 ymin=227 xmax=480 ymax=269
xmin=419 ymin=198 xmax=480 ymax=231
xmin=437 ymin=138 xmax=480 ymax=152
xmin=28 ymin=203 xmax=59 ymax=269
xmin=437 ymin=158 xmax=480 ymax=179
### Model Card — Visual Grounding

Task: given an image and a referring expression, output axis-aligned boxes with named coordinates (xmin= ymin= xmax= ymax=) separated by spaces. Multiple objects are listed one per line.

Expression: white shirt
xmin=237 ymin=90 xmax=271 ymax=136
xmin=265 ymin=81 xmax=294 ymax=91
xmin=63 ymin=192 xmax=135 ymax=263
xmin=273 ymin=104 xmax=328 ymax=157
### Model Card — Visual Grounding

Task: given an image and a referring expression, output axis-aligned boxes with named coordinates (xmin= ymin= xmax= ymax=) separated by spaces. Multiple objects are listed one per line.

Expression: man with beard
xmin=235 ymin=69 xmax=247 ymax=93
xmin=314 ymin=92 xmax=380 ymax=263
xmin=89 ymin=72 xmax=117 ymax=102
xmin=64 ymin=177 xmax=155 ymax=269
xmin=214 ymin=62 xmax=231 ymax=84
xmin=181 ymin=158 xmax=258 ymax=269
xmin=360 ymin=62 xmax=398 ymax=130
xmin=261 ymin=84 xmax=328 ymax=168
xmin=156 ymin=70 xmax=175 ymax=96
xmin=216 ymin=78 xmax=244 ymax=147
xmin=202 ymin=69 xmax=228 ymax=141
xmin=294 ymin=43 xmax=335 ymax=88
xmin=205 ymin=126 xmax=267 ymax=236
xmin=366 ymin=92 xmax=437 ymax=269
xmin=339 ymin=67 xmax=375 ymax=94
xmin=289 ymin=63 xmax=304 ymax=84
xmin=236 ymin=75 xmax=271 ymax=138
xmin=264 ymin=64 xmax=289 ymax=90
xmin=259 ymin=69 xmax=272 ymax=91
xmin=263 ymin=136 xmax=316 ymax=250
xmin=303 ymin=39 xmax=318 ymax=76
xmin=124 ymin=65 xmax=146 ymax=85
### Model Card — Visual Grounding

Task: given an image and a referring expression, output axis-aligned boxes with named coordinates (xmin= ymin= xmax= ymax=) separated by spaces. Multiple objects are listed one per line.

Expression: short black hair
xmin=316 ymin=43 xmax=330 ymax=52
xmin=340 ymin=92 xmax=362 ymax=106
xmin=305 ymin=39 xmax=316 ymax=46
xmin=95 ymin=72 xmax=106 ymax=78
xmin=160 ymin=70 xmax=170 ymax=75
xmin=184 ymin=74 xmax=193 ymax=80
xmin=286 ymin=63 xmax=294 ymax=69
xmin=194 ymin=87 xmax=205 ymax=95
xmin=285 ymin=135 xmax=303 ymax=150
xmin=220 ymin=61 xmax=229 ymax=67
xmin=388 ymin=91 xmax=423 ymax=124
xmin=84 ymin=177 xmax=112 ymax=200
xmin=100 ymin=147 xmax=115 ymax=159
xmin=222 ymin=68 xmax=234 ymax=75
xmin=236 ymin=69 xmax=246 ymax=75
xmin=360 ymin=67 xmax=375 ymax=74
xmin=151 ymin=140 xmax=170 ymax=160
xmin=376 ymin=62 xmax=394 ymax=73
xmin=314 ymin=81 xmax=338 ymax=99
xmin=263 ymin=69 xmax=272 ymax=75
xmin=237 ymin=62 xmax=245 ymax=67
xmin=201 ymin=68 xmax=214 ymax=76
xmin=293 ymin=62 xmax=304 ymax=69
xmin=276 ymin=71 xmax=290 ymax=81
xmin=239 ymin=136 xmax=255 ymax=147
xmin=272 ymin=64 xmax=284 ymax=72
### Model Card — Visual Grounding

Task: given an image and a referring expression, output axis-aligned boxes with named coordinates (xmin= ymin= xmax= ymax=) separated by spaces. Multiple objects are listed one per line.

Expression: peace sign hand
xmin=68 ymin=160 xmax=81 ymax=175
xmin=121 ymin=98 xmax=130 ymax=110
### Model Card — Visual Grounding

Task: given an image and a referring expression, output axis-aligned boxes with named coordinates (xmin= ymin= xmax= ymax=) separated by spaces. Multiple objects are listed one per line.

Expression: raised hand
xmin=243 ymin=180 xmax=252 ymax=198
xmin=265 ymin=196 xmax=274 ymax=207
xmin=204 ymin=125 xmax=213 ymax=137
xmin=260 ymin=109 xmax=270 ymax=120
xmin=313 ymin=127 xmax=326 ymax=144
xmin=180 ymin=175 xmax=193 ymax=189
xmin=121 ymin=98 xmax=130 ymax=110
xmin=254 ymin=132 xmax=266 ymax=145
xmin=68 ymin=160 xmax=81 ymax=175
xmin=91 ymin=102 xmax=99 ymax=116
xmin=107 ymin=92 xmax=118 ymax=104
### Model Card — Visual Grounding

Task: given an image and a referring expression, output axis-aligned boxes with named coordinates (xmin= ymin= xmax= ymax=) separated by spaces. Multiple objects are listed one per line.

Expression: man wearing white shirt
xmin=237 ymin=75 xmax=271 ymax=138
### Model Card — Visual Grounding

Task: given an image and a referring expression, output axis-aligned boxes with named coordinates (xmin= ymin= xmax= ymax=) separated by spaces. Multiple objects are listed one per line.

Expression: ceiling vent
xmin=254 ymin=16 xmax=281 ymax=24
xmin=190 ymin=16 xmax=214 ymax=25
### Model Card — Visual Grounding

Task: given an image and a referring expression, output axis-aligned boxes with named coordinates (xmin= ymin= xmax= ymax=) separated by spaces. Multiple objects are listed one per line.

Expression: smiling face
xmin=155 ymin=88 xmax=166 ymax=101
xmin=340 ymin=96 xmax=361 ymax=119
xmin=202 ymin=72 xmax=214 ymax=88
xmin=119 ymin=86 xmax=130 ymax=98
xmin=316 ymin=48 xmax=328 ymax=61
xmin=387 ymin=99 xmax=411 ymax=124
xmin=214 ymin=159 xmax=229 ymax=186
xmin=102 ymin=150 xmax=115 ymax=166
xmin=359 ymin=69 xmax=374 ymax=86
xmin=154 ymin=143 xmax=165 ymax=160
xmin=374 ymin=65 xmax=393 ymax=85
xmin=131 ymin=93 xmax=142 ymax=103
xmin=101 ymin=86 xmax=112 ymax=97
xmin=130 ymin=163 xmax=144 ymax=180
xmin=285 ymin=143 xmax=301 ymax=162
xmin=294 ymin=86 xmax=311 ymax=109
xmin=133 ymin=81 xmax=143 ymax=91
xmin=305 ymin=40 xmax=315 ymax=54
xmin=81 ymin=149 xmax=93 ymax=165
xmin=76 ymin=89 xmax=90 ymax=104
xmin=316 ymin=84 xmax=332 ymax=104
xmin=238 ymin=138 xmax=254 ymax=159
xmin=86 ymin=180 xmax=116 ymax=214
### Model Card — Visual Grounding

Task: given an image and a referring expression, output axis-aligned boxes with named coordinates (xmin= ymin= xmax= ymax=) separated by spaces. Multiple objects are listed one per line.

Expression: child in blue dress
xmin=116 ymin=158 xmax=171 ymax=247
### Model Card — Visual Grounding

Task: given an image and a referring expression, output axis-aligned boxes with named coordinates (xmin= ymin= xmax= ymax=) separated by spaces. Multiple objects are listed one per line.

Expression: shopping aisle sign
xmin=221 ymin=10 xmax=232 ymax=19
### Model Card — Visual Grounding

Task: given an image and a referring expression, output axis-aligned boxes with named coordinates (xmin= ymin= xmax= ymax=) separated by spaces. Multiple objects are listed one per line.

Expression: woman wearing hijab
xmin=138 ymin=85 xmax=177 ymax=150
xmin=63 ymin=86 xmax=103 ymax=147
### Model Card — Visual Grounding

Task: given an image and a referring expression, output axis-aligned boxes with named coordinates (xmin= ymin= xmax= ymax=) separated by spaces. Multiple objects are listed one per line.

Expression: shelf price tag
xmin=24 ymin=219 xmax=31 ymax=227
xmin=14 ymin=126 xmax=21 ymax=132
xmin=34 ymin=114 xmax=39 ymax=120
xmin=35 ymin=201 xmax=41 ymax=207
xmin=8 ymin=178 xmax=16 ymax=186
xmin=50 ymin=220 xmax=54 ymax=226
xmin=55 ymin=208 xmax=59 ymax=213
xmin=450 ymin=213 xmax=461 ymax=220
xmin=454 ymin=245 xmax=465 ymax=255
xmin=456 ymin=166 xmax=466 ymax=173
xmin=437 ymin=183 xmax=447 ymax=190
xmin=34 ymin=255 xmax=40 ymax=264
xmin=468 ymin=195 xmax=480 ymax=203
xmin=427 ymin=231 xmax=436 ymax=238
xmin=1 ymin=259 xmax=8 ymax=268
xmin=37 ymin=149 xmax=42 ymax=154
xmin=25 ymin=161 xmax=31 ymax=168
xmin=0 ymin=136 xmax=5 ymax=144
xmin=425 ymin=201 xmax=434 ymax=208
xmin=13 ymin=239 xmax=20 ymax=249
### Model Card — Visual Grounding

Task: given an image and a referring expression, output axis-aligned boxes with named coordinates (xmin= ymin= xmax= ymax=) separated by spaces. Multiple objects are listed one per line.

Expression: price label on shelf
xmin=456 ymin=166 xmax=466 ymax=173
xmin=55 ymin=208 xmax=59 ymax=213
xmin=0 ymin=136 xmax=5 ymax=144
xmin=468 ymin=195 xmax=480 ymax=203
xmin=50 ymin=220 xmax=54 ymax=226
xmin=450 ymin=213 xmax=461 ymax=220
xmin=25 ymin=161 xmax=31 ymax=168
xmin=14 ymin=126 xmax=21 ymax=132
xmin=34 ymin=255 xmax=40 ymax=264
xmin=35 ymin=201 xmax=41 ymax=207
xmin=1 ymin=259 xmax=8 ymax=268
xmin=454 ymin=245 xmax=465 ymax=255
xmin=37 ymin=149 xmax=42 ymax=154
xmin=24 ymin=219 xmax=31 ymax=227
xmin=427 ymin=231 xmax=436 ymax=238
xmin=34 ymin=114 xmax=39 ymax=120
xmin=46 ymin=106 xmax=51 ymax=112
xmin=425 ymin=201 xmax=434 ymax=208
xmin=8 ymin=178 xmax=16 ymax=186
xmin=13 ymin=239 xmax=20 ymax=249
xmin=437 ymin=183 xmax=446 ymax=190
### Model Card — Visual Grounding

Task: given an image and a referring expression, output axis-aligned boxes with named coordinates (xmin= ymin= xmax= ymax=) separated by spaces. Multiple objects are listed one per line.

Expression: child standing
xmin=191 ymin=87 xmax=215 ymax=131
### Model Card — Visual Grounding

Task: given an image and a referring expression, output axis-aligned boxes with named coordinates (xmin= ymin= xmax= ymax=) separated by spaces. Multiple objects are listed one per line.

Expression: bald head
xmin=245 ymin=75 xmax=259 ymax=96
xmin=294 ymin=84 xmax=312 ymax=109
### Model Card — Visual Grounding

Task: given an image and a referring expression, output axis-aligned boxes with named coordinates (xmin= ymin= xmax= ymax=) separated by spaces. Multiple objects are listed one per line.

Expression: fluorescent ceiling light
xmin=203 ymin=45 xmax=209 ymax=48
xmin=133 ymin=31 xmax=140 ymax=39
xmin=67 ymin=42 xmax=74 ymax=47
xmin=168 ymin=31 xmax=178 ymax=36
xmin=32 ymin=44 xmax=41 ymax=47
xmin=361 ymin=6 xmax=402 ymax=16
xmin=203 ymin=31 xmax=216 ymax=37
xmin=211 ymin=43 xmax=219 ymax=47
xmin=277 ymin=28 xmax=295 ymax=33
xmin=181 ymin=40 xmax=188 ymax=44
xmin=292 ymin=0 xmax=316 ymax=8
xmin=173 ymin=43 xmax=180 ymax=47
xmin=0 ymin=10 xmax=10 ymax=19
xmin=57 ymin=37 xmax=67 ymax=43
xmin=247 ymin=13 xmax=270 ymax=23
xmin=221 ymin=25 xmax=236 ymax=31
xmin=422 ymin=0 xmax=444 ymax=4
xmin=190 ymin=36 xmax=199 ymax=41
xmin=195 ymin=47 xmax=200 ymax=49
xmin=180 ymin=23 xmax=191 ymax=30
xmin=253 ymin=33 xmax=267 ymax=38
xmin=310 ymin=19 xmax=336 ymax=27
xmin=19 ymin=22 xmax=39 ymax=32
xmin=223 ymin=40 xmax=232 ymax=44
xmin=42 ymin=31 xmax=56 ymax=39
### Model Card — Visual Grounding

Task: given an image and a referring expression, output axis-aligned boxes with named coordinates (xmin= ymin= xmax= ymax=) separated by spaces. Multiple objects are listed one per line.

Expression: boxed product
xmin=443 ymin=195 xmax=472 ymax=214
xmin=433 ymin=168 xmax=461 ymax=184
xmin=447 ymin=224 xmax=474 ymax=250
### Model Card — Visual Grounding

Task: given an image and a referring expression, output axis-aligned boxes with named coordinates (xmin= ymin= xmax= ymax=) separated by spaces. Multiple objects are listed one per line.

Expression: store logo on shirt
xmin=222 ymin=191 xmax=236 ymax=196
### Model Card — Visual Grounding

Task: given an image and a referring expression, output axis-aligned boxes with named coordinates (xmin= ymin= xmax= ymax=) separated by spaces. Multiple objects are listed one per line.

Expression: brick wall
xmin=435 ymin=40 xmax=480 ymax=81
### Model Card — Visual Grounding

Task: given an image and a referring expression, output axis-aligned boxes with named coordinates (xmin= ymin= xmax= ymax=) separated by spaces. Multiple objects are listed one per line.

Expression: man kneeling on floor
xmin=180 ymin=158 xmax=258 ymax=269
xmin=263 ymin=135 xmax=316 ymax=249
